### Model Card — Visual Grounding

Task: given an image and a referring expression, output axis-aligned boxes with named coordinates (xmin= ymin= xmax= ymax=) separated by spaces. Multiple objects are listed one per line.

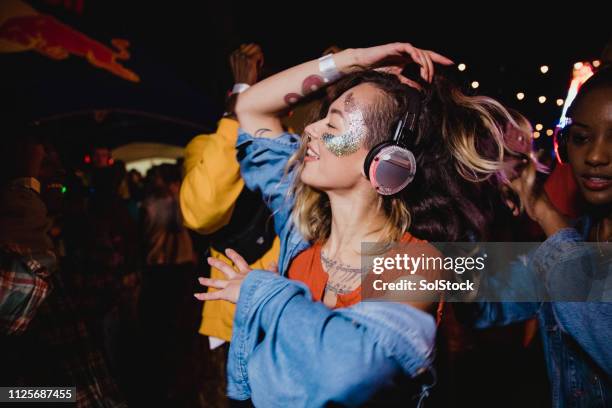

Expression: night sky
xmin=3 ymin=0 xmax=611 ymax=159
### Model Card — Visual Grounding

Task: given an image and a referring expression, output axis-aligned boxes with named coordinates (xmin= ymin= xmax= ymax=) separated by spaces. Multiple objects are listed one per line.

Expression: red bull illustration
xmin=0 ymin=2 xmax=140 ymax=82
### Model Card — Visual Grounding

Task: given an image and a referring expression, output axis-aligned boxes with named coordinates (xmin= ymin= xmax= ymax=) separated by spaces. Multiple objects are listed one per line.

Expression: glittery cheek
xmin=321 ymin=111 xmax=366 ymax=157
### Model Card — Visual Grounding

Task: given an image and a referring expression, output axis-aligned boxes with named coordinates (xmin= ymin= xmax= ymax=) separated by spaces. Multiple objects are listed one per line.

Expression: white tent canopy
xmin=112 ymin=142 xmax=184 ymax=175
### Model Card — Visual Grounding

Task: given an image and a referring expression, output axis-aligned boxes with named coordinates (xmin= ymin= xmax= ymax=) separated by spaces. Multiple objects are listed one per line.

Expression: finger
xmin=397 ymin=75 xmax=422 ymax=90
xmin=207 ymin=257 xmax=238 ymax=279
xmin=505 ymin=199 xmax=518 ymax=215
xmin=375 ymin=66 xmax=403 ymax=75
xmin=225 ymin=248 xmax=251 ymax=273
xmin=252 ymin=52 xmax=264 ymax=70
xmin=409 ymin=48 xmax=428 ymax=82
xmin=194 ymin=291 xmax=225 ymax=301
xmin=238 ymin=51 xmax=248 ymax=64
xmin=198 ymin=277 xmax=228 ymax=290
xmin=423 ymin=50 xmax=434 ymax=82
xmin=426 ymin=51 xmax=454 ymax=66
xmin=395 ymin=43 xmax=417 ymax=64
xmin=251 ymin=43 xmax=262 ymax=54
xmin=415 ymin=49 xmax=429 ymax=82
xmin=419 ymin=49 xmax=432 ymax=82
xmin=243 ymin=44 xmax=257 ymax=56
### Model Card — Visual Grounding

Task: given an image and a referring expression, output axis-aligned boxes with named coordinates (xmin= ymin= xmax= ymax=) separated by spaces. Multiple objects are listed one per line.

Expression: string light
xmin=533 ymin=131 xmax=541 ymax=139
xmin=556 ymin=98 xmax=564 ymax=106
xmin=538 ymin=96 xmax=547 ymax=104
xmin=593 ymin=60 xmax=601 ymax=68
xmin=535 ymin=124 xmax=543 ymax=131
xmin=574 ymin=62 xmax=583 ymax=70
xmin=546 ymin=129 xmax=554 ymax=136
xmin=516 ymin=92 xmax=525 ymax=100
xmin=471 ymin=81 xmax=479 ymax=89
xmin=540 ymin=65 xmax=549 ymax=73
xmin=458 ymin=63 xmax=466 ymax=71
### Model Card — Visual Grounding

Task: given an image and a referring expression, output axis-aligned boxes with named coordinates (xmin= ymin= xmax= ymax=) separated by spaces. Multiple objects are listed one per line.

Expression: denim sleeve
xmin=552 ymin=302 xmax=612 ymax=377
xmin=236 ymin=130 xmax=301 ymax=237
xmin=530 ymin=229 xmax=612 ymax=376
xmin=454 ymin=257 xmax=542 ymax=327
xmin=530 ymin=228 xmax=607 ymax=301
xmin=227 ymin=271 xmax=436 ymax=407
xmin=460 ymin=228 xmax=611 ymax=334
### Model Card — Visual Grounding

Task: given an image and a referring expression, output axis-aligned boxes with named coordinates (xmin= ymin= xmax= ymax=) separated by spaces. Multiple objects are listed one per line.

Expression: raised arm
xmin=235 ymin=43 xmax=453 ymax=138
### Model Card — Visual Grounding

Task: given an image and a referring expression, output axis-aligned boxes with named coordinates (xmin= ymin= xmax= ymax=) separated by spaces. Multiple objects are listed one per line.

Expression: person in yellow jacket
xmin=180 ymin=44 xmax=280 ymax=346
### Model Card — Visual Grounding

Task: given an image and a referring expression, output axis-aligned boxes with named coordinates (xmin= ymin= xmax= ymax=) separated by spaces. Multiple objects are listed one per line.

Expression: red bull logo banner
xmin=0 ymin=0 xmax=140 ymax=82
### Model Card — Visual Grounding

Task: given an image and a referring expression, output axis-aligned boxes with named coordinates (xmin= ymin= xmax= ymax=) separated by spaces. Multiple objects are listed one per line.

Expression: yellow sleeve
xmin=199 ymin=237 xmax=281 ymax=341
xmin=180 ymin=118 xmax=244 ymax=234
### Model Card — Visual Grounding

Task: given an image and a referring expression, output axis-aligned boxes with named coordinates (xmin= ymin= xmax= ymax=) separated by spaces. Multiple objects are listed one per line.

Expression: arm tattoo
xmin=254 ymin=128 xmax=272 ymax=137
xmin=301 ymin=75 xmax=325 ymax=95
xmin=283 ymin=74 xmax=326 ymax=107
xmin=284 ymin=93 xmax=301 ymax=106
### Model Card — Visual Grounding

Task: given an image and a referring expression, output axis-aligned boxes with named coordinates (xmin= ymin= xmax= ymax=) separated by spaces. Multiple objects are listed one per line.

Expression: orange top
xmin=287 ymin=233 xmax=425 ymax=309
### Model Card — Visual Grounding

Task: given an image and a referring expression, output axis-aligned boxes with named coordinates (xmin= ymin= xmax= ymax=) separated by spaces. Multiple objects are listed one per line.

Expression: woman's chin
xmin=300 ymin=172 xmax=327 ymax=191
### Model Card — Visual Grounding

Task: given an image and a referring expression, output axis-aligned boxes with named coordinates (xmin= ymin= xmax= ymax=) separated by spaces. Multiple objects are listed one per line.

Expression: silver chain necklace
xmin=320 ymin=250 xmax=363 ymax=295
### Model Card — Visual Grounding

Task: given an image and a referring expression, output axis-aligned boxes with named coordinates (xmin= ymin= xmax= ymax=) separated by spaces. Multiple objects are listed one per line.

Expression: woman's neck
xmin=323 ymin=189 xmax=388 ymax=259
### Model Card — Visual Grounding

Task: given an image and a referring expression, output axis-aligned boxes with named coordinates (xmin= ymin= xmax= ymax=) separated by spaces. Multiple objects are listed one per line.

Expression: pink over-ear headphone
xmin=363 ymin=107 xmax=420 ymax=196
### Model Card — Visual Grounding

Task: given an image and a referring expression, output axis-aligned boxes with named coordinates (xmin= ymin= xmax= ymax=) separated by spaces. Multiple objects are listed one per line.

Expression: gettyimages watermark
xmin=358 ymin=241 xmax=612 ymax=302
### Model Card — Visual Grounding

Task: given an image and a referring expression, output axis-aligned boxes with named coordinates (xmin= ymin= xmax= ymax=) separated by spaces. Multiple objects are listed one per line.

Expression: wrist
xmin=223 ymin=93 xmax=239 ymax=118
xmin=231 ymin=83 xmax=250 ymax=94
xmin=333 ymin=48 xmax=359 ymax=72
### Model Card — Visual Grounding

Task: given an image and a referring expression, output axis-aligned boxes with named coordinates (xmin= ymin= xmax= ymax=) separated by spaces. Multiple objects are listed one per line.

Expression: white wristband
xmin=318 ymin=54 xmax=341 ymax=83
xmin=232 ymin=83 xmax=250 ymax=94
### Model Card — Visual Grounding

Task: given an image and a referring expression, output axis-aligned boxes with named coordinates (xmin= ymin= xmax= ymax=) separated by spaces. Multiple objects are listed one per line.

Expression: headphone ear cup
xmin=364 ymin=142 xmax=389 ymax=180
xmin=367 ymin=144 xmax=417 ymax=195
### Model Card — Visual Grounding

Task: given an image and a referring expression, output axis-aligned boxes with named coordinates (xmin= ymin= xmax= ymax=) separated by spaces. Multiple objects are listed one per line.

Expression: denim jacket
xmin=227 ymin=130 xmax=437 ymax=407
xmin=465 ymin=223 xmax=612 ymax=407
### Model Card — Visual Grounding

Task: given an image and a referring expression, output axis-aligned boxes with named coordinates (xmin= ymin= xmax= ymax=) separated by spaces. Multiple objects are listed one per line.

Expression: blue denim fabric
xmin=229 ymin=130 xmax=437 ymax=406
xmin=236 ymin=130 xmax=308 ymax=276
xmin=469 ymin=227 xmax=612 ymax=407
xmin=228 ymin=270 xmax=435 ymax=407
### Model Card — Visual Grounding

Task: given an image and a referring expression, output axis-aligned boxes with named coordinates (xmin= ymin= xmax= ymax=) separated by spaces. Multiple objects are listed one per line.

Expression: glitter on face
xmin=322 ymin=109 xmax=366 ymax=156
xmin=322 ymin=93 xmax=366 ymax=157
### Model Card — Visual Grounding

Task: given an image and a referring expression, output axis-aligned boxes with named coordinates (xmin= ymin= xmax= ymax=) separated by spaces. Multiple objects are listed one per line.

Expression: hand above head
xmin=230 ymin=43 xmax=264 ymax=86
xmin=506 ymin=158 xmax=570 ymax=236
xmin=353 ymin=42 xmax=454 ymax=84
